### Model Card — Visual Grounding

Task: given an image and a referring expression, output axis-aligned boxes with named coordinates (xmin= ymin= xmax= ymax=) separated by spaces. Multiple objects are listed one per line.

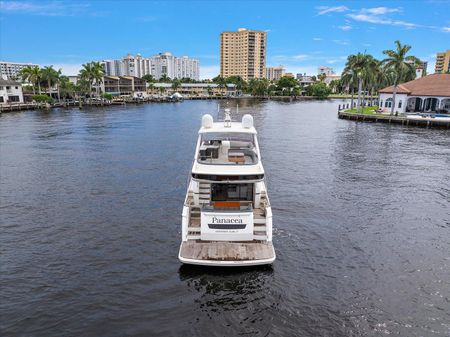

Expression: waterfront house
xmin=378 ymin=74 xmax=450 ymax=114
xmin=0 ymin=78 xmax=24 ymax=104
xmin=148 ymin=83 xmax=238 ymax=97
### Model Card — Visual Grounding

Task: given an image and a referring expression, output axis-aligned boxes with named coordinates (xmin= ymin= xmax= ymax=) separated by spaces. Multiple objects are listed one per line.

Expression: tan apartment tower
xmin=435 ymin=50 xmax=450 ymax=73
xmin=220 ymin=28 xmax=266 ymax=81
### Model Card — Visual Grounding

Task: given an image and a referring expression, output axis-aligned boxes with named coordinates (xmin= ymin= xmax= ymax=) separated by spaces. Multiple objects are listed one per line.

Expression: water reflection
xmin=179 ymin=265 xmax=273 ymax=310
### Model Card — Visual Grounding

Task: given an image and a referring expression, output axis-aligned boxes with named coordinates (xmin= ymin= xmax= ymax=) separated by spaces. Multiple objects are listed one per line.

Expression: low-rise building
xmin=0 ymin=78 xmax=24 ymax=104
xmin=148 ymin=83 xmax=238 ymax=97
xmin=318 ymin=66 xmax=335 ymax=76
xmin=378 ymin=74 xmax=450 ymax=114
xmin=100 ymin=76 xmax=146 ymax=95
xmin=323 ymin=75 xmax=341 ymax=86
xmin=296 ymin=74 xmax=314 ymax=87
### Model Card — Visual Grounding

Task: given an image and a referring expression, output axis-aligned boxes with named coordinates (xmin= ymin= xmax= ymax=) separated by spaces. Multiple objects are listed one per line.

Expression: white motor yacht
xmin=178 ymin=109 xmax=276 ymax=266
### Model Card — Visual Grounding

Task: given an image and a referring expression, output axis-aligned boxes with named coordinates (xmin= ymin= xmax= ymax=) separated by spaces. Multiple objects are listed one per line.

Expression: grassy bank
xmin=344 ymin=106 xmax=379 ymax=115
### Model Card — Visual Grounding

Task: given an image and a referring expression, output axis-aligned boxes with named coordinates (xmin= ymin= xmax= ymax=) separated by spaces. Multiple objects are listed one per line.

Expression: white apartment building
xmin=318 ymin=66 xmax=335 ymax=76
xmin=1 ymin=61 xmax=39 ymax=79
xmin=0 ymin=78 xmax=24 ymax=104
xmin=101 ymin=52 xmax=199 ymax=80
xmin=151 ymin=52 xmax=199 ymax=80
xmin=102 ymin=59 xmax=126 ymax=76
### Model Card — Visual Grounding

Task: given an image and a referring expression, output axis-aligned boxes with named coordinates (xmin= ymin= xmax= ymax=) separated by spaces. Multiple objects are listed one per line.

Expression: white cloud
xmin=293 ymin=54 xmax=309 ymax=60
xmin=442 ymin=27 xmax=450 ymax=32
xmin=363 ymin=7 xmax=401 ymax=15
xmin=332 ymin=39 xmax=350 ymax=45
xmin=347 ymin=13 xmax=417 ymax=28
xmin=338 ymin=25 xmax=352 ymax=31
xmin=0 ymin=1 xmax=103 ymax=16
xmin=313 ymin=37 xmax=323 ymax=41
xmin=316 ymin=5 xmax=348 ymax=15
xmin=200 ymin=65 xmax=219 ymax=80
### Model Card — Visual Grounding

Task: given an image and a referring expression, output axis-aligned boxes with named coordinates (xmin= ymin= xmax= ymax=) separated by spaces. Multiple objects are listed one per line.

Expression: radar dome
xmin=202 ymin=114 xmax=213 ymax=128
xmin=242 ymin=114 xmax=253 ymax=129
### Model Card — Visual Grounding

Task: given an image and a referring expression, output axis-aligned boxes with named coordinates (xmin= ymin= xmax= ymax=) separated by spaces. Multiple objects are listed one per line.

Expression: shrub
xmin=102 ymin=93 xmax=113 ymax=100
xmin=32 ymin=94 xmax=54 ymax=103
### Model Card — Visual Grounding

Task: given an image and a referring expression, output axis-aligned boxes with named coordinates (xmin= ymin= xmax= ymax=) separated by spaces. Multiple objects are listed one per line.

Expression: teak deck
xmin=180 ymin=241 xmax=274 ymax=261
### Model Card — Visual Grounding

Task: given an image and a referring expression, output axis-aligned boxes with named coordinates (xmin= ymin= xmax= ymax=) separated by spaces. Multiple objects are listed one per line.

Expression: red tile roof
xmin=379 ymin=74 xmax=450 ymax=97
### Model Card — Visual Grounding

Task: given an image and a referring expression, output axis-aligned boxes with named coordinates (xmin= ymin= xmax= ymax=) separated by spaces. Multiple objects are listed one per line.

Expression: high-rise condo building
xmin=435 ymin=50 xmax=450 ymax=73
xmin=101 ymin=52 xmax=199 ymax=80
xmin=266 ymin=65 xmax=285 ymax=81
xmin=0 ymin=61 xmax=39 ymax=79
xmin=220 ymin=28 xmax=266 ymax=81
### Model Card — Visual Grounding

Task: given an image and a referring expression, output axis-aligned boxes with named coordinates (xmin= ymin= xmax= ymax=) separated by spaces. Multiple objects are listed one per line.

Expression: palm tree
xmin=142 ymin=74 xmax=155 ymax=83
xmin=382 ymin=40 xmax=420 ymax=114
xmin=91 ymin=62 xmax=104 ymax=96
xmin=159 ymin=74 xmax=171 ymax=83
xmin=40 ymin=66 xmax=60 ymax=99
xmin=317 ymin=73 xmax=327 ymax=82
xmin=79 ymin=62 xmax=105 ymax=100
xmin=341 ymin=68 xmax=357 ymax=108
xmin=59 ymin=76 xmax=76 ymax=101
xmin=343 ymin=53 xmax=377 ymax=111
xmin=19 ymin=65 xmax=42 ymax=94
xmin=171 ymin=79 xmax=181 ymax=92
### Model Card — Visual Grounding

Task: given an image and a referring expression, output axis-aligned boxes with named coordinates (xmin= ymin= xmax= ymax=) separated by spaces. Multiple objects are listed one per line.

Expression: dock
xmin=338 ymin=111 xmax=450 ymax=129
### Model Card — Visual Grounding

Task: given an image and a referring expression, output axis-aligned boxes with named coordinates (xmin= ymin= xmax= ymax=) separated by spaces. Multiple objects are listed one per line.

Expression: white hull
xmin=179 ymin=112 xmax=275 ymax=267
xmin=178 ymin=253 xmax=276 ymax=267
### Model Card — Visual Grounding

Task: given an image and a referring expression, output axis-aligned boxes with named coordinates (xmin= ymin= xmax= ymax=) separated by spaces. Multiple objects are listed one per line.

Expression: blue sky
xmin=1 ymin=0 xmax=449 ymax=78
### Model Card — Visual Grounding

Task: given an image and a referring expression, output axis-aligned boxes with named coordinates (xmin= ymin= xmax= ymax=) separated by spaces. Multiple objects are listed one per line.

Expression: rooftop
xmin=379 ymin=74 xmax=450 ymax=97
xmin=0 ymin=78 xmax=21 ymax=85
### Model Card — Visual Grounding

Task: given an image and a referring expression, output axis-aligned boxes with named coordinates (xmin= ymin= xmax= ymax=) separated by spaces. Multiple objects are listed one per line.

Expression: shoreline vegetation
xmin=1 ymin=40 xmax=427 ymax=113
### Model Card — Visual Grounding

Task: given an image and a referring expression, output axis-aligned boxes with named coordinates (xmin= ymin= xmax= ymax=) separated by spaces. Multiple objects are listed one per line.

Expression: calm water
xmin=1 ymin=99 xmax=449 ymax=337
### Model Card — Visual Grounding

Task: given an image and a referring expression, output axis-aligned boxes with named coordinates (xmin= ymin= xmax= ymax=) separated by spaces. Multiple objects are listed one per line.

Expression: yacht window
xmin=211 ymin=183 xmax=253 ymax=201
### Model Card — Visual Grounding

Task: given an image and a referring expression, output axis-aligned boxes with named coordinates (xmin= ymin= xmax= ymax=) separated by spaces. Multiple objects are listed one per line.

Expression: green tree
xmin=171 ymin=78 xmax=181 ymax=91
xmin=343 ymin=53 xmax=377 ymax=111
xmin=19 ymin=65 xmax=42 ymax=94
xmin=306 ymin=82 xmax=331 ymax=98
xmin=277 ymin=76 xmax=298 ymax=96
xmin=75 ymin=78 xmax=90 ymax=99
xmin=59 ymin=76 xmax=76 ymax=100
xmin=248 ymin=78 xmax=269 ymax=96
xmin=79 ymin=61 xmax=105 ymax=100
xmin=159 ymin=74 xmax=171 ymax=83
xmin=142 ymin=74 xmax=155 ymax=83
xmin=382 ymin=40 xmax=420 ymax=114
xmin=226 ymin=75 xmax=247 ymax=93
xmin=40 ymin=66 xmax=60 ymax=99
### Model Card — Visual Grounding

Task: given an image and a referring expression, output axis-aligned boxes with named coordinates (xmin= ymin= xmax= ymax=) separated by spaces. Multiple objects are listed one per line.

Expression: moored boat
xmin=178 ymin=109 xmax=275 ymax=266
